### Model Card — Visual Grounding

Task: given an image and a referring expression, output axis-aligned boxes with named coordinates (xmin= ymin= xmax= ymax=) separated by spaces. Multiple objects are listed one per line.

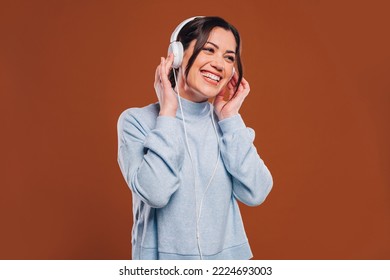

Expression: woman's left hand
xmin=213 ymin=72 xmax=250 ymax=120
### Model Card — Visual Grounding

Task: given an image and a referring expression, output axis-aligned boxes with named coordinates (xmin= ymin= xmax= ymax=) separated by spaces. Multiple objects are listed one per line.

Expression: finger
xmin=235 ymin=84 xmax=249 ymax=102
xmin=240 ymin=77 xmax=250 ymax=90
xmin=230 ymin=70 xmax=238 ymax=83
xmin=239 ymin=77 xmax=250 ymax=98
xmin=154 ymin=64 xmax=161 ymax=87
xmin=154 ymin=65 xmax=162 ymax=100
xmin=165 ymin=53 xmax=174 ymax=73
xmin=238 ymin=84 xmax=244 ymax=94
xmin=160 ymin=58 xmax=173 ymax=91
xmin=229 ymin=77 xmax=237 ymax=89
xmin=159 ymin=56 xmax=164 ymax=72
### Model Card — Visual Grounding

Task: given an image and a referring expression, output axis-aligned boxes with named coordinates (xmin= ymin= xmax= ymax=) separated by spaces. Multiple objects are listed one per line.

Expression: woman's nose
xmin=210 ymin=56 xmax=224 ymax=72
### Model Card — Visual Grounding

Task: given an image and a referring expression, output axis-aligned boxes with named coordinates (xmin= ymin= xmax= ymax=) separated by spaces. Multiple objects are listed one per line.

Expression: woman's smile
xmin=200 ymin=70 xmax=222 ymax=85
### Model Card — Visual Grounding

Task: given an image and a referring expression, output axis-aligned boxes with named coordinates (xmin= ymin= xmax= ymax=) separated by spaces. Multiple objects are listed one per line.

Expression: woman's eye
xmin=225 ymin=56 xmax=235 ymax=62
xmin=203 ymin=47 xmax=214 ymax=53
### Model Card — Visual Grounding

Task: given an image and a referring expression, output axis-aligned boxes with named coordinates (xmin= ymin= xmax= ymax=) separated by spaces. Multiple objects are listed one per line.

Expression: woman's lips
xmin=200 ymin=70 xmax=222 ymax=85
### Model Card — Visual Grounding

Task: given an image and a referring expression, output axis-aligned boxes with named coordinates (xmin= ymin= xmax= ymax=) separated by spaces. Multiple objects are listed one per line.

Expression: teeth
xmin=201 ymin=72 xmax=220 ymax=82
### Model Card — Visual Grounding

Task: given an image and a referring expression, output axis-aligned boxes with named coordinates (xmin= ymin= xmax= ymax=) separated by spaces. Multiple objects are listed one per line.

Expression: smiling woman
xmin=117 ymin=16 xmax=273 ymax=260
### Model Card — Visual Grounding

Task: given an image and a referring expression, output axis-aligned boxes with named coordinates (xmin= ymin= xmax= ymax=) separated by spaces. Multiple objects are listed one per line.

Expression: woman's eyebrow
xmin=206 ymin=41 xmax=236 ymax=54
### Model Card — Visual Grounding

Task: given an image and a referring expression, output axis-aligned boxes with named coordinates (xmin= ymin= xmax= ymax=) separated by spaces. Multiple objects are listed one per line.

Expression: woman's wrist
xmin=217 ymin=111 xmax=239 ymax=121
xmin=159 ymin=108 xmax=176 ymax=117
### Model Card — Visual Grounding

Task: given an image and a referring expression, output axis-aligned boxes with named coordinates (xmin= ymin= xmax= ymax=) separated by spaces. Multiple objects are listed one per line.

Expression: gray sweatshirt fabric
xmin=117 ymin=97 xmax=273 ymax=259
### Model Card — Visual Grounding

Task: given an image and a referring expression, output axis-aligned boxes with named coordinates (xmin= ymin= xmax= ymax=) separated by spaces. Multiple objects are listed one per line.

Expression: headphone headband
xmin=169 ymin=16 xmax=204 ymax=43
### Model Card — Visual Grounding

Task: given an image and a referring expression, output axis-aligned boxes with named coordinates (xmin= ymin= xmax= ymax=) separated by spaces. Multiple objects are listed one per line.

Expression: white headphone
xmin=231 ymin=67 xmax=235 ymax=79
xmin=168 ymin=16 xmax=204 ymax=69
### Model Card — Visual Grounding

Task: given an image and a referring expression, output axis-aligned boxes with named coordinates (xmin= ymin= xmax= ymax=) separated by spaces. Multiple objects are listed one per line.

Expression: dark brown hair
xmin=169 ymin=16 xmax=243 ymax=95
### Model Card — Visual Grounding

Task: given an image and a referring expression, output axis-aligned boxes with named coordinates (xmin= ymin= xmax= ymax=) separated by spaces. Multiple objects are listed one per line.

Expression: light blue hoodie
xmin=117 ymin=97 xmax=273 ymax=259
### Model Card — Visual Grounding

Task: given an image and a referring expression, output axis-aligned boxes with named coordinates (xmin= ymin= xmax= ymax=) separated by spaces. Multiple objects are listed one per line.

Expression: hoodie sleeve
xmin=218 ymin=114 xmax=273 ymax=206
xmin=117 ymin=109 xmax=185 ymax=208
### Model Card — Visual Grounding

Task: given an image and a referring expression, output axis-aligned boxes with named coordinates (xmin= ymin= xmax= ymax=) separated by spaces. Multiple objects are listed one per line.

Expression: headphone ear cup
xmin=230 ymin=67 xmax=236 ymax=80
xmin=168 ymin=41 xmax=184 ymax=69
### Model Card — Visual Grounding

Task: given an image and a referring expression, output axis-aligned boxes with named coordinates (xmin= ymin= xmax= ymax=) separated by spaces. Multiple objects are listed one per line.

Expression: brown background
xmin=1 ymin=0 xmax=389 ymax=259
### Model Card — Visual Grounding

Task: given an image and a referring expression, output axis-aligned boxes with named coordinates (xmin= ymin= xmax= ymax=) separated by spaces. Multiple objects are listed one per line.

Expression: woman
xmin=117 ymin=16 xmax=273 ymax=260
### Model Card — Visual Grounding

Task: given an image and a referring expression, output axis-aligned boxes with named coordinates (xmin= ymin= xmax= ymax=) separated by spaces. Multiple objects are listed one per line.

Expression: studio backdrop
xmin=1 ymin=0 xmax=389 ymax=259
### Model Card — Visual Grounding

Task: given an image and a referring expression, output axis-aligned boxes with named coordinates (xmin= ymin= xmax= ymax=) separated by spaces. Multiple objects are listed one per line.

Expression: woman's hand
xmin=213 ymin=72 xmax=250 ymax=120
xmin=154 ymin=53 xmax=177 ymax=117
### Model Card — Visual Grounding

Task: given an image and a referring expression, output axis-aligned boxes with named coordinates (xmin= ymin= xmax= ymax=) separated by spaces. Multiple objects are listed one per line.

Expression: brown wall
xmin=1 ymin=0 xmax=389 ymax=259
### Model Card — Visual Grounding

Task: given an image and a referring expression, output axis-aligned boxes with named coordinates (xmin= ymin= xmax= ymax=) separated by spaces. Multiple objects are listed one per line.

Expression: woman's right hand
xmin=154 ymin=53 xmax=177 ymax=117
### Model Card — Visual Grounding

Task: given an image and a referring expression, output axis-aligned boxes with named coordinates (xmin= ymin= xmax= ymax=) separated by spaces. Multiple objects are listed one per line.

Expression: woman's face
xmin=178 ymin=27 xmax=237 ymax=102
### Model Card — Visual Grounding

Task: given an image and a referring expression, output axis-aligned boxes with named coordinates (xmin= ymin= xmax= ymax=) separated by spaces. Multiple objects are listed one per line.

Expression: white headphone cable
xmin=173 ymin=70 xmax=201 ymax=258
xmin=172 ymin=70 xmax=220 ymax=260
xmin=196 ymin=104 xmax=220 ymax=260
